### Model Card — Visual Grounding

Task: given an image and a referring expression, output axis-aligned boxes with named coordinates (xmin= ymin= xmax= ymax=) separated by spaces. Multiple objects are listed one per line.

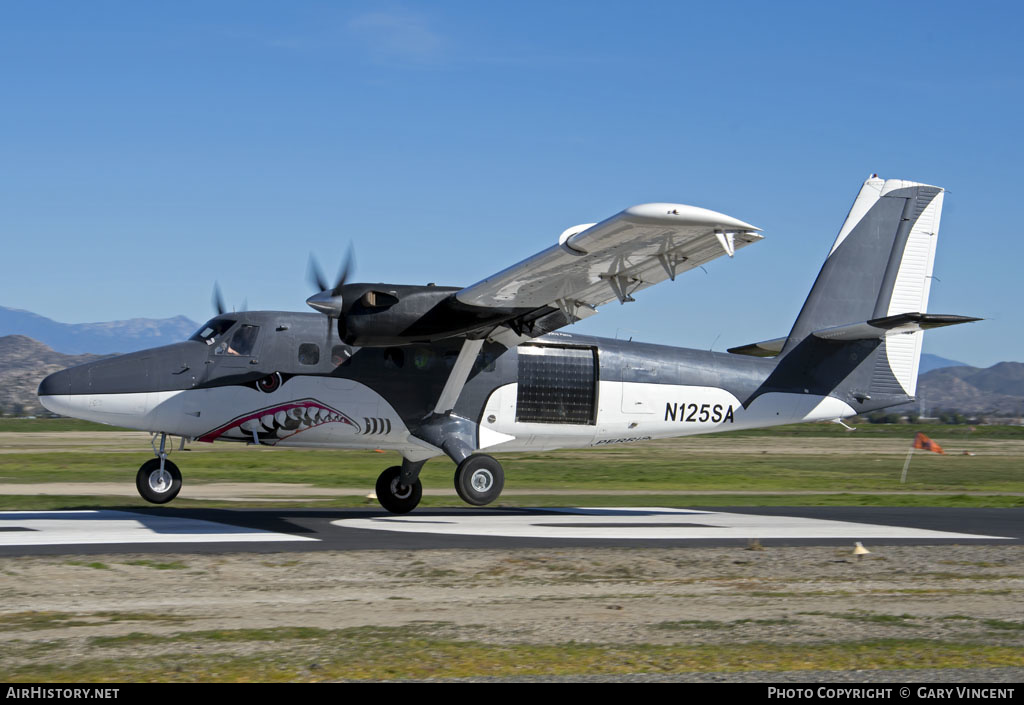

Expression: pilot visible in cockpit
xmin=212 ymin=324 xmax=259 ymax=357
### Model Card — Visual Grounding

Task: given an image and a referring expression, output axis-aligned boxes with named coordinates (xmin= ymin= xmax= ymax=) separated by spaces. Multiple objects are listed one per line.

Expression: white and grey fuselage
xmin=37 ymin=314 xmax=866 ymax=464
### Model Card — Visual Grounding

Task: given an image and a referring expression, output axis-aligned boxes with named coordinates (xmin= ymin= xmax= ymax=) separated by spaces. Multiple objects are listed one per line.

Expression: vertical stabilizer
xmin=744 ymin=175 xmax=951 ymax=413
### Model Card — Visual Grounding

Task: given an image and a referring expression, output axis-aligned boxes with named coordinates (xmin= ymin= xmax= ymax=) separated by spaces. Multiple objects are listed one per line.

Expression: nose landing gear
xmin=136 ymin=457 xmax=182 ymax=504
xmin=136 ymin=432 xmax=183 ymax=504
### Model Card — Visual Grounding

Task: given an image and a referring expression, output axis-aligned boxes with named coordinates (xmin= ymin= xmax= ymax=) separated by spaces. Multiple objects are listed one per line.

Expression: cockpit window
xmin=217 ymin=324 xmax=260 ymax=356
xmin=190 ymin=319 xmax=236 ymax=345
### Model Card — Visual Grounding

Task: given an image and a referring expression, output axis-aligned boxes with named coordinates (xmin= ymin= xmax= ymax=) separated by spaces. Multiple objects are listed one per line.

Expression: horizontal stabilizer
xmin=812 ymin=313 xmax=980 ymax=342
xmin=728 ymin=313 xmax=979 ymax=358
xmin=727 ymin=336 xmax=787 ymax=358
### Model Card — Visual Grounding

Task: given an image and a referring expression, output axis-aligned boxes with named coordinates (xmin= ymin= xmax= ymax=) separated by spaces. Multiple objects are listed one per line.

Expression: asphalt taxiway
xmin=0 ymin=505 xmax=1020 ymax=556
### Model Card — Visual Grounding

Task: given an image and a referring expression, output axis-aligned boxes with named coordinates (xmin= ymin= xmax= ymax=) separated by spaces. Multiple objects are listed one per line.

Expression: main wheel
xmin=375 ymin=466 xmax=423 ymax=514
xmin=454 ymin=454 xmax=504 ymax=506
xmin=136 ymin=458 xmax=182 ymax=504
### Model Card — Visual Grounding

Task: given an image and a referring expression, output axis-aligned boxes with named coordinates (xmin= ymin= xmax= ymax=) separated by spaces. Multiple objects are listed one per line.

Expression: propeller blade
xmin=332 ymin=243 xmax=355 ymax=295
xmin=212 ymin=283 xmax=226 ymax=316
xmin=307 ymin=254 xmax=329 ymax=293
xmin=306 ymin=245 xmax=355 ymax=318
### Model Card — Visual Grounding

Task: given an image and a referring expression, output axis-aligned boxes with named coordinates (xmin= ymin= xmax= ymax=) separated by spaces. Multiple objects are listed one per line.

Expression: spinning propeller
xmin=212 ymin=283 xmax=246 ymax=315
xmin=306 ymin=245 xmax=355 ymax=340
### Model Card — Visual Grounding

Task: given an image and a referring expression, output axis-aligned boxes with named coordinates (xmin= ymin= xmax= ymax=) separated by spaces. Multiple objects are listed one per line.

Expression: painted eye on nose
xmin=257 ymin=373 xmax=282 ymax=393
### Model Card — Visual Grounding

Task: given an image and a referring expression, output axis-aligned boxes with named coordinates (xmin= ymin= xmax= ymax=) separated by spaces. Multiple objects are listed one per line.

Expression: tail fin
xmin=755 ymin=175 xmax=974 ymax=412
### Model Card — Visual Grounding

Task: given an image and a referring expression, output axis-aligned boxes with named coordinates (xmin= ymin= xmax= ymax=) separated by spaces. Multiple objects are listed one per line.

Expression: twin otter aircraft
xmin=38 ymin=176 xmax=976 ymax=513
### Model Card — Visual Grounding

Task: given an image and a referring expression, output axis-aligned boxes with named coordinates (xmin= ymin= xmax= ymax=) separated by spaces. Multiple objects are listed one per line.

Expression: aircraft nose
xmin=37 ymin=365 xmax=92 ymax=417
xmin=38 ymin=368 xmax=72 ymax=397
xmin=37 ymin=355 xmax=154 ymax=421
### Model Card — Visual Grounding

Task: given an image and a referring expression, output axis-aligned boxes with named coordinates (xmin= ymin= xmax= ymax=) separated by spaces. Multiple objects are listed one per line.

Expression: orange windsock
xmin=913 ymin=432 xmax=945 ymax=455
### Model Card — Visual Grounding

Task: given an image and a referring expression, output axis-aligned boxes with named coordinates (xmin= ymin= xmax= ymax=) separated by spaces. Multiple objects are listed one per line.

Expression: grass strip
xmin=2 ymin=443 xmax=1020 ymax=493
xmin=3 ymin=633 xmax=1022 ymax=682
xmin=0 ymin=611 xmax=189 ymax=631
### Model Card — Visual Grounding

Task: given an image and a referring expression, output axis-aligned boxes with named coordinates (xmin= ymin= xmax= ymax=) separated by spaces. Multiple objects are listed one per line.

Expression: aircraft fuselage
xmin=38 ymin=310 xmax=857 ymax=464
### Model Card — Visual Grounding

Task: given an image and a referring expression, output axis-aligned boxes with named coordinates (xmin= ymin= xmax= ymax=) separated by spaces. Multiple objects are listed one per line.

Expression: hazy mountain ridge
xmin=909 ymin=362 xmax=1024 ymax=416
xmin=0 ymin=306 xmax=199 ymax=355
xmin=918 ymin=353 xmax=969 ymax=374
xmin=0 ymin=336 xmax=110 ymax=416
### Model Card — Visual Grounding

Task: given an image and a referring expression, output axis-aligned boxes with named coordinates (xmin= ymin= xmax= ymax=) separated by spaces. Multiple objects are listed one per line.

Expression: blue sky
xmin=1 ymin=2 xmax=1021 ymax=366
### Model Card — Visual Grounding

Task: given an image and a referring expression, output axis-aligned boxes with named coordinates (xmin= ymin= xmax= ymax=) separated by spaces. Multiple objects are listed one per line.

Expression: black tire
xmin=454 ymin=454 xmax=504 ymax=506
xmin=375 ymin=466 xmax=422 ymax=514
xmin=136 ymin=458 xmax=182 ymax=504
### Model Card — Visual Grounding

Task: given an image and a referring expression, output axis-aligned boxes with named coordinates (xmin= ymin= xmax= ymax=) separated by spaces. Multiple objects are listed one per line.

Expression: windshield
xmin=189 ymin=319 xmax=236 ymax=345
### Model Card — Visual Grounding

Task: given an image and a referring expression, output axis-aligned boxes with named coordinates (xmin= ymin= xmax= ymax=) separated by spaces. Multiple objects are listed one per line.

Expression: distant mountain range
xmin=907 ymin=362 xmax=1024 ymax=416
xmin=919 ymin=353 xmax=969 ymax=374
xmin=0 ymin=306 xmax=199 ymax=355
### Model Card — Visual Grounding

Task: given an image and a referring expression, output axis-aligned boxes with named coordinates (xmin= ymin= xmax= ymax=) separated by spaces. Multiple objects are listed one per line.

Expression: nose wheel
xmin=454 ymin=454 xmax=504 ymax=506
xmin=136 ymin=458 xmax=182 ymax=504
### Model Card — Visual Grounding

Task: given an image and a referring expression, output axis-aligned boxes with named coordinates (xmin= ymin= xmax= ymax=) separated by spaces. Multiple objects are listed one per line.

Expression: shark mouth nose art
xmin=198 ymin=400 xmax=359 ymax=443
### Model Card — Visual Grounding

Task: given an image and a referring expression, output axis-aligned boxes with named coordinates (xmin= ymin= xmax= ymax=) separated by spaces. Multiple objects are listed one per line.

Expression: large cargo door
xmin=515 ymin=344 xmax=598 ymax=425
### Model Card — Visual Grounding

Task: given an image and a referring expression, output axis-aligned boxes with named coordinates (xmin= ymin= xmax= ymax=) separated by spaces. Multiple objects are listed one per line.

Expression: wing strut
xmin=409 ymin=338 xmax=489 ymax=465
xmin=433 ymin=338 xmax=485 ymax=415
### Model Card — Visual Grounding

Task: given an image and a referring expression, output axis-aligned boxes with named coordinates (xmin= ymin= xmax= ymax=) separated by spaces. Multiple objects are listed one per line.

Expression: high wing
xmin=457 ymin=203 xmax=762 ymax=344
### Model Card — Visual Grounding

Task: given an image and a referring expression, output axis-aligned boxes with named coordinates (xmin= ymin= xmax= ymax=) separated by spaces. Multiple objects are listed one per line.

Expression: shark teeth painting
xmin=198 ymin=399 xmax=359 ymax=444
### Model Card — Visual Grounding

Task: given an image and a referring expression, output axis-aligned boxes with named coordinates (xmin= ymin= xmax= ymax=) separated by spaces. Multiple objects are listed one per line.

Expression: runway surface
xmin=0 ymin=505 xmax=1020 ymax=555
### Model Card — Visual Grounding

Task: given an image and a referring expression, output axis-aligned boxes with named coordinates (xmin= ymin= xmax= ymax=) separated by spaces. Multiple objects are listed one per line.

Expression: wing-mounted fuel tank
xmin=311 ymin=283 xmax=534 ymax=347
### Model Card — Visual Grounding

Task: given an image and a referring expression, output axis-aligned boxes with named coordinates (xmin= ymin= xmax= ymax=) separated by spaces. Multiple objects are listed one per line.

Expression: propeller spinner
xmin=306 ymin=246 xmax=355 ymax=336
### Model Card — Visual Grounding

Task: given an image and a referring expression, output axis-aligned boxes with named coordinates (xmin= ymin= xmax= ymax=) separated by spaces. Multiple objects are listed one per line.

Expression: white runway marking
xmin=333 ymin=507 xmax=1009 ymax=541
xmin=0 ymin=511 xmax=317 ymax=546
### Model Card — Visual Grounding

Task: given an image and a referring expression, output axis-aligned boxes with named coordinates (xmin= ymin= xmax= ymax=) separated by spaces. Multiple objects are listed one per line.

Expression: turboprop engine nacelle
xmin=332 ymin=283 xmax=524 ymax=347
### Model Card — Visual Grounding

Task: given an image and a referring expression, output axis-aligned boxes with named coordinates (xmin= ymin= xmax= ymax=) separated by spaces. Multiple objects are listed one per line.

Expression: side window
xmin=298 ymin=343 xmax=320 ymax=365
xmin=216 ymin=324 xmax=259 ymax=356
xmin=383 ymin=347 xmax=405 ymax=369
xmin=331 ymin=345 xmax=353 ymax=366
xmin=411 ymin=347 xmax=435 ymax=370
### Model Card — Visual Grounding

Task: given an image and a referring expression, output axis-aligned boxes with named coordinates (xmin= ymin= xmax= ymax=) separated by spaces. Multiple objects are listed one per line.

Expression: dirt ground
xmin=2 ymin=544 xmax=1022 ymax=680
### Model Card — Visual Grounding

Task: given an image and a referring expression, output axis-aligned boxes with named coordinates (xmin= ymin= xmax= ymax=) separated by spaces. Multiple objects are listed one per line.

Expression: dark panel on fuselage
xmin=515 ymin=344 xmax=598 ymax=425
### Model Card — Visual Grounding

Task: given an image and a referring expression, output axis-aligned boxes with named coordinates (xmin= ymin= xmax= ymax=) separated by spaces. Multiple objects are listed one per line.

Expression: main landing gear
xmin=375 ymin=466 xmax=423 ymax=514
xmin=136 ymin=433 xmax=182 ymax=504
xmin=374 ymin=453 xmax=505 ymax=514
xmin=454 ymin=454 xmax=504 ymax=506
